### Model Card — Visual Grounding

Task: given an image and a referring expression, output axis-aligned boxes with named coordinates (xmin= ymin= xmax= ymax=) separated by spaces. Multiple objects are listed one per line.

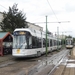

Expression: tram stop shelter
xmin=0 ymin=32 xmax=13 ymax=56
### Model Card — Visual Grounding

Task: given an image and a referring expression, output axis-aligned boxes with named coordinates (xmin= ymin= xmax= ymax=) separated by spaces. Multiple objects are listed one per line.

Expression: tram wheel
xmin=37 ymin=51 xmax=41 ymax=57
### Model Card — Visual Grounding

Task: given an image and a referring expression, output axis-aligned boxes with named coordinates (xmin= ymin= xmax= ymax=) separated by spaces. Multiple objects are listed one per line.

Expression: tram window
xmin=54 ymin=40 xmax=56 ymax=46
xmin=71 ymin=40 xmax=73 ymax=45
xmin=54 ymin=40 xmax=55 ymax=46
xmin=55 ymin=40 xmax=57 ymax=46
xmin=66 ymin=40 xmax=67 ymax=44
xmin=32 ymin=36 xmax=42 ymax=48
xmin=50 ymin=39 xmax=52 ymax=46
xmin=56 ymin=40 xmax=57 ymax=45
xmin=58 ymin=41 xmax=60 ymax=45
xmin=28 ymin=36 xmax=32 ymax=49
xmin=57 ymin=41 xmax=59 ymax=45
xmin=36 ymin=38 xmax=39 ymax=48
xmin=52 ymin=40 xmax=54 ymax=46
xmin=55 ymin=40 xmax=56 ymax=45
xmin=38 ymin=38 xmax=42 ymax=48
xmin=32 ymin=36 xmax=37 ymax=48
xmin=43 ymin=38 xmax=46 ymax=47
xmin=47 ymin=39 xmax=49 ymax=47
xmin=59 ymin=41 xmax=61 ymax=45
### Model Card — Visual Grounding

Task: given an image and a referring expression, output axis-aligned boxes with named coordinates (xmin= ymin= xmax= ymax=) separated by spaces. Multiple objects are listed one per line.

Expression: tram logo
xmin=17 ymin=49 xmax=20 ymax=53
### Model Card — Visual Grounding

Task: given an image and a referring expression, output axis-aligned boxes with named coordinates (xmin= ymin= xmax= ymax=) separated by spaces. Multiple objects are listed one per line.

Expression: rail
xmin=28 ymin=50 xmax=69 ymax=75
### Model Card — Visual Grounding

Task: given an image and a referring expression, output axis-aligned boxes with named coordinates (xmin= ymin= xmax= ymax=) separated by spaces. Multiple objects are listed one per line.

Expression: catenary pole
xmin=57 ymin=27 xmax=59 ymax=50
xmin=46 ymin=16 xmax=48 ymax=57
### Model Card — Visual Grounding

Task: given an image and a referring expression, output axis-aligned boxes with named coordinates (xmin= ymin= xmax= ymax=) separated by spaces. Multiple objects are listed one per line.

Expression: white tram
xmin=12 ymin=28 xmax=61 ymax=57
xmin=65 ymin=37 xmax=74 ymax=49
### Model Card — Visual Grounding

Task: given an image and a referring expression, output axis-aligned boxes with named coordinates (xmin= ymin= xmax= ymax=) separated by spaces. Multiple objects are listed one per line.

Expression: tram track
xmin=31 ymin=49 xmax=69 ymax=75
xmin=0 ymin=50 xmax=58 ymax=66
xmin=47 ymin=50 xmax=69 ymax=75
xmin=0 ymin=49 xmax=68 ymax=75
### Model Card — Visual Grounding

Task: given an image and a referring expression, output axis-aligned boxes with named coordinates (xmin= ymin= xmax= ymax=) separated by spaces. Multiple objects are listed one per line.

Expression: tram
xmin=65 ymin=37 xmax=74 ymax=49
xmin=12 ymin=28 xmax=61 ymax=57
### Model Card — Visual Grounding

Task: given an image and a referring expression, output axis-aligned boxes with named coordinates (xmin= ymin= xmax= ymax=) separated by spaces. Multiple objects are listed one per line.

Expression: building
xmin=27 ymin=22 xmax=43 ymax=31
xmin=0 ymin=32 xmax=13 ymax=56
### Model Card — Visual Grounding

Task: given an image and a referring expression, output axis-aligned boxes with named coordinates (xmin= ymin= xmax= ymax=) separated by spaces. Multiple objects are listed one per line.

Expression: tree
xmin=66 ymin=35 xmax=72 ymax=38
xmin=0 ymin=3 xmax=28 ymax=33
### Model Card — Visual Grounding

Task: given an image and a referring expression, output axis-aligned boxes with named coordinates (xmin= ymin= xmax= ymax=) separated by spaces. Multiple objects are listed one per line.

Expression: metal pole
xmin=46 ymin=16 xmax=48 ymax=56
xmin=62 ymin=32 xmax=63 ymax=47
xmin=57 ymin=27 xmax=59 ymax=50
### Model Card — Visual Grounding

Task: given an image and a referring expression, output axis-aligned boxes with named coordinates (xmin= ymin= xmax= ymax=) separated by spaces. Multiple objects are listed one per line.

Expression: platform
xmin=52 ymin=47 xmax=75 ymax=75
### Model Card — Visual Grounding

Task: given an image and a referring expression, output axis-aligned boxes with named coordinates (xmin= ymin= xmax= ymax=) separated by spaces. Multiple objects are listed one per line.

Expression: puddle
xmin=28 ymin=50 xmax=69 ymax=75
xmin=67 ymin=63 xmax=75 ymax=67
xmin=37 ymin=50 xmax=69 ymax=67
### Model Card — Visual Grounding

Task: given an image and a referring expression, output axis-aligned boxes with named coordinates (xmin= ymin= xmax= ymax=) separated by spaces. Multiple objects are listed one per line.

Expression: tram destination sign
xmin=13 ymin=31 xmax=26 ymax=35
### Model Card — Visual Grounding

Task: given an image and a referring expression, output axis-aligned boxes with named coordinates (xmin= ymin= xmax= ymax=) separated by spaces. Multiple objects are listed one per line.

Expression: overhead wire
xmin=46 ymin=0 xmax=59 ymax=22
xmin=46 ymin=0 xmax=71 ymax=35
xmin=0 ymin=4 xmax=8 ymax=10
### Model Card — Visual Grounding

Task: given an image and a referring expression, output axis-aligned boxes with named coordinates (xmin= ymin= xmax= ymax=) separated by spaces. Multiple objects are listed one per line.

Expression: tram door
xmin=26 ymin=32 xmax=32 ymax=49
xmin=28 ymin=36 xmax=32 ymax=48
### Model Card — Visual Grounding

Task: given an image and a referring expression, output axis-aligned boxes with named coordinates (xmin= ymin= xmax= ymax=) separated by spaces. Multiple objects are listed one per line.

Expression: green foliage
xmin=65 ymin=35 xmax=72 ymax=38
xmin=0 ymin=3 xmax=28 ymax=33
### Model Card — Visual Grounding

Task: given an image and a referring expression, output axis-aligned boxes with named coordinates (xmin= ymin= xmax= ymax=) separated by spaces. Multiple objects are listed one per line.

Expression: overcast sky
xmin=0 ymin=0 xmax=75 ymax=37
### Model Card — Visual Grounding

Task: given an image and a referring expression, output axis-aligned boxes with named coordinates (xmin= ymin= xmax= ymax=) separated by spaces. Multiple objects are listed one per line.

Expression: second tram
xmin=65 ymin=37 xmax=73 ymax=49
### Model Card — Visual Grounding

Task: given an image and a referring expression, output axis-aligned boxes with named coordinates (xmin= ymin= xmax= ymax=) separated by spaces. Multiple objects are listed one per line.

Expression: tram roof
xmin=14 ymin=28 xmax=31 ymax=32
xmin=14 ymin=28 xmax=57 ymax=39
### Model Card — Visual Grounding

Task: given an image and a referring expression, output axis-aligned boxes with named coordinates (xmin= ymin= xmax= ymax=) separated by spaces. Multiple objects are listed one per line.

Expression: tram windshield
xmin=13 ymin=35 xmax=27 ymax=49
xmin=66 ymin=40 xmax=73 ymax=45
